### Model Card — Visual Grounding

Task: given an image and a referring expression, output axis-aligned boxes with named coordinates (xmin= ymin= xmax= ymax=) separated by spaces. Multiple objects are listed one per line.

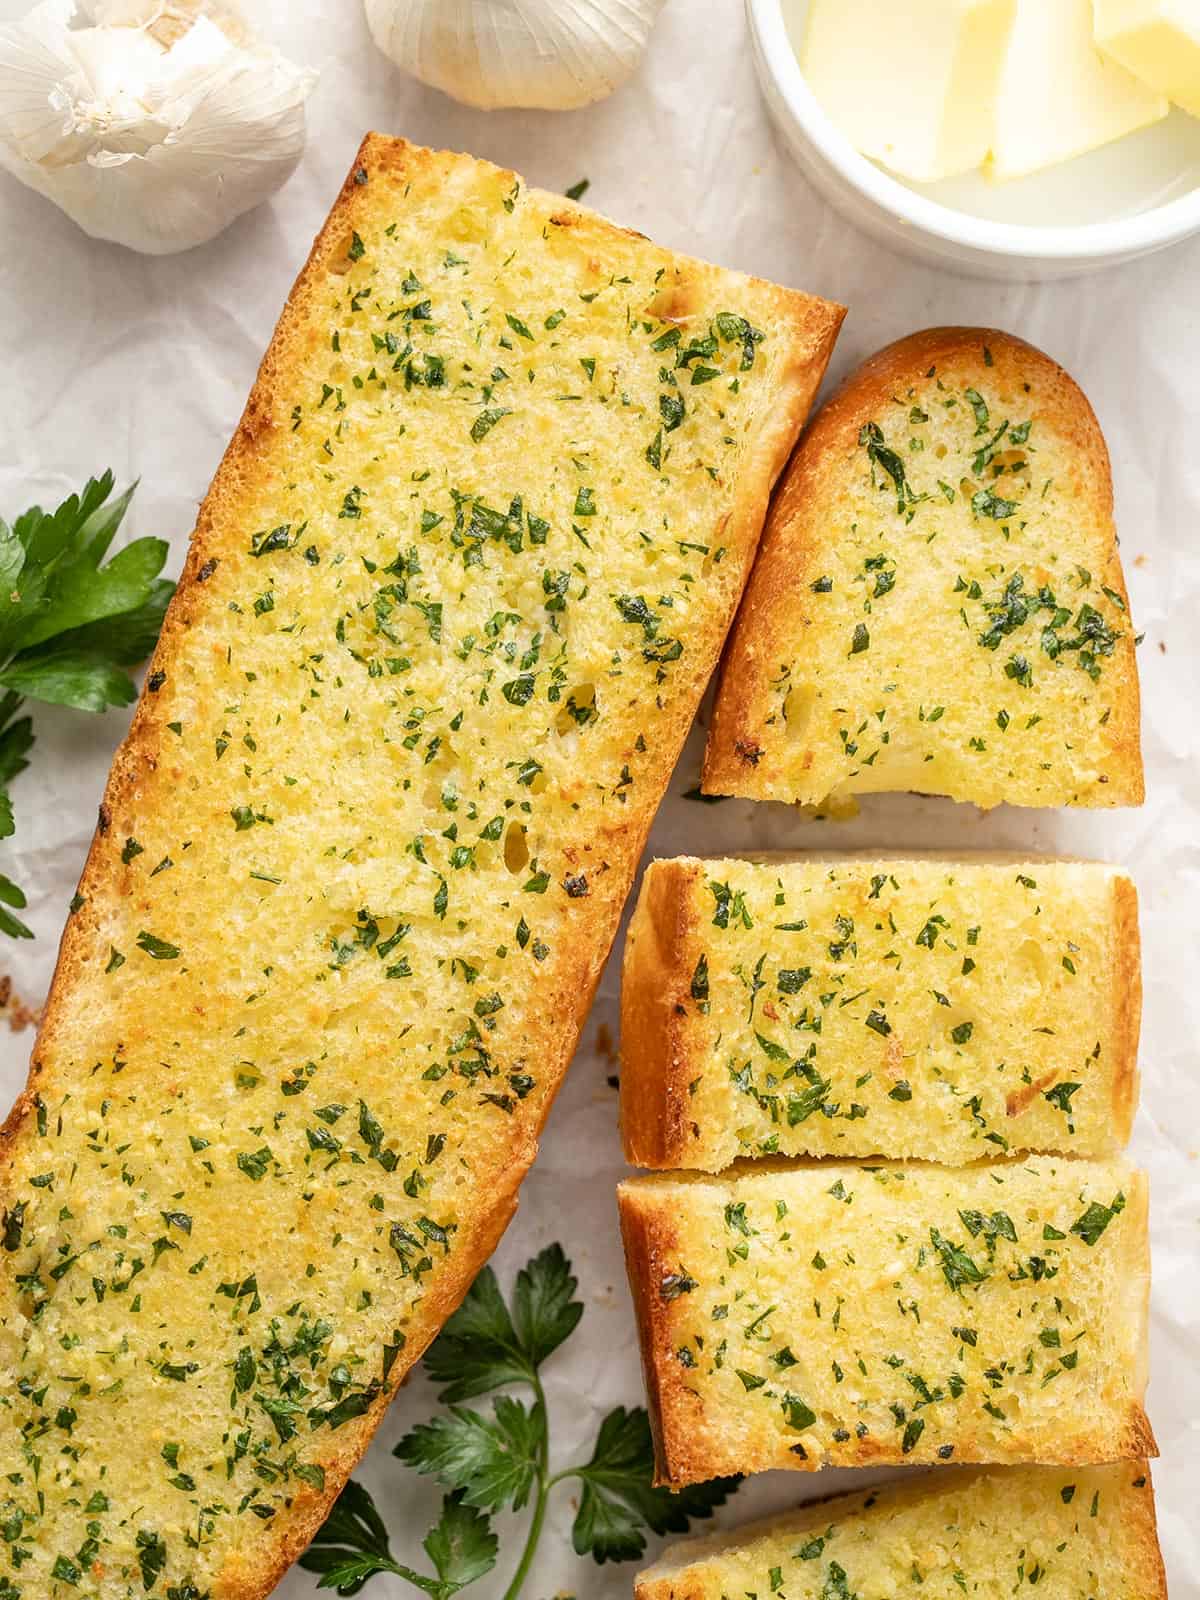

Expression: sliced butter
xmin=1095 ymin=0 xmax=1200 ymax=116
xmin=987 ymin=0 xmax=1169 ymax=181
xmin=801 ymin=0 xmax=1016 ymax=184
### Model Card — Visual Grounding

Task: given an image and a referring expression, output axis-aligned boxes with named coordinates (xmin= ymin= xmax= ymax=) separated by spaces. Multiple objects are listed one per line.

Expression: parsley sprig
xmin=0 ymin=473 xmax=172 ymax=937
xmin=299 ymin=1485 xmax=496 ymax=1600
xmin=301 ymin=1245 xmax=737 ymax=1600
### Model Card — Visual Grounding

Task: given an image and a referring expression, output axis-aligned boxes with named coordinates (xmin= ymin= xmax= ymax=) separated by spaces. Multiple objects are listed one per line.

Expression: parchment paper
xmin=0 ymin=2 xmax=1195 ymax=1595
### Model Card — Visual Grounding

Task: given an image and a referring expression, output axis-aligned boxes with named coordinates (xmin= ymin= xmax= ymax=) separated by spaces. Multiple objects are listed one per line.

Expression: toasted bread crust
xmin=1129 ymin=1462 xmax=1172 ymax=1600
xmin=620 ymin=859 xmax=705 ymax=1169
xmin=618 ymin=1172 xmax=683 ymax=1478
xmin=619 ymin=1163 xmax=1155 ymax=1487
xmin=703 ymin=327 xmax=1144 ymax=809
xmin=0 ymin=136 xmax=844 ymax=1600
xmin=1110 ymin=872 xmax=1143 ymax=1148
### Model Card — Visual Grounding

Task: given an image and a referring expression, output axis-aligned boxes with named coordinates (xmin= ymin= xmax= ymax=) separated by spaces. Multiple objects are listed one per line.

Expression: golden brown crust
xmin=1128 ymin=1462 xmax=1172 ymax=1600
xmin=620 ymin=1177 xmax=767 ymax=1490
xmin=1110 ymin=873 xmax=1144 ymax=1149
xmin=620 ymin=859 xmax=705 ymax=1168
xmin=618 ymin=1179 xmax=695 ymax=1484
xmin=703 ymin=326 xmax=1144 ymax=809
xmin=1122 ymin=1174 xmax=1157 ymax=1460
xmin=1 ymin=135 xmax=844 ymax=1600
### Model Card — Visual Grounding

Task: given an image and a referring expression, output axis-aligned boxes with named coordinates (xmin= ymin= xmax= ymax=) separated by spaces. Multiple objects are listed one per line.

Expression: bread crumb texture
xmin=621 ymin=855 xmax=1139 ymax=1169
xmin=704 ymin=328 xmax=1143 ymax=810
xmin=0 ymin=138 xmax=841 ymax=1599
xmin=635 ymin=1462 xmax=1166 ymax=1600
xmin=619 ymin=1159 xmax=1153 ymax=1483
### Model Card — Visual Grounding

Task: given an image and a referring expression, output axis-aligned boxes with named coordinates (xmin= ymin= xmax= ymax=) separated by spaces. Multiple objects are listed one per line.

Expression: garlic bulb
xmin=363 ymin=0 xmax=665 ymax=112
xmin=0 ymin=0 xmax=317 ymax=255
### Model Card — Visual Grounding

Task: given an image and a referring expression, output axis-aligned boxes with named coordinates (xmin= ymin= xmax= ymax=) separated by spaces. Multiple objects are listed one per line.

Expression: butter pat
xmin=1095 ymin=0 xmax=1200 ymax=116
xmin=801 ymin=0 xmax=1016 ymax=184
xmin=988 ymin=0 xmax=1168 ymax=180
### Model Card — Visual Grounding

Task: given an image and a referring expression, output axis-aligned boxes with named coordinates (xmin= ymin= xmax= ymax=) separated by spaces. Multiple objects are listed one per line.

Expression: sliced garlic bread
xmin=704 ymin=328 xmax=1143 ymax=810
xmin=635 ymin=1462 xmax=1166 ymax=1600
xmin=619 ymin=1159 xmax=1153 ymax=1485
xmin=621 ymin=854 xmax=1141 ymax=1170
xmin=0 ymin=137 xmax=843 ymax=1600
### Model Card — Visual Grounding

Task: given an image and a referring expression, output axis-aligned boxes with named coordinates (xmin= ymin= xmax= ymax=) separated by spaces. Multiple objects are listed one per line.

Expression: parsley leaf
xmin=0 ymin=474 xmax=170 ymax=699
xmin=0 ymin=875 xmax=30 ymax=939
xmin=0 ymin=791 xmax=31 ymax=938
xmin=930 ymin=1227 xmax=988 ymax=1291
xmin=511 ymin=1241 xmax=584 ymax=1366
xmin=1071 ymin=1192 xmax=1126 ymax=1246
xmin=423 ymin=1243 xmax=580 ymax=1400
xmin=470 ymin=408 xmax=512 ymax=443
xmin=395 ymin=1396 xmax=542 ymax=1512
xmin=422 ymin=1262 xmax=536 ymax=1401
xmin=0 ymin=649 xmax=144 ymax=712
xmin=300 ymin=1484 xmax=497 ymax=1599
xmin=0 ymin=474 xmax=173 ymax=937
xmin=419 ymin=1495 xmax=499 ymax=1598
xmin=0 ymin=704 xmax=34 ymax=790
xmin=568 ymin=1407 xmax=737 ymax=1563
xmin=300 ymin=1479 xmax=398 ymax=1595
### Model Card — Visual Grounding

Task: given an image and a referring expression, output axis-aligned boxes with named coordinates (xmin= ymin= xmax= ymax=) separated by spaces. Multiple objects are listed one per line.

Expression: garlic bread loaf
xmin=0 ymin=137 xmax=843 ymax=1600
xmin=622 ymin=854 xmax=1141 ymax=1170
xmin=635 ymin=1462 xmax=1167 ymax=1600
xmin=704 ymin=328 xmax=1143 ymax=810
xmin=619 ymin=1159 xmax=1153 ymax=1485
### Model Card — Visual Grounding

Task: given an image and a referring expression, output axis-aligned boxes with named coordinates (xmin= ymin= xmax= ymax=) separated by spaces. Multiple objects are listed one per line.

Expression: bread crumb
xmin=0 ymin=974 xmax=40 ymax=1033
xmin=595 ymin=1021 xmax=618 ymax=1067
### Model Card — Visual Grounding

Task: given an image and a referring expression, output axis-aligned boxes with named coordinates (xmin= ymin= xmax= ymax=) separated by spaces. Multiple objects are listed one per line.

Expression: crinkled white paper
xmin=0 ymin=2 xmax=1195 ymax=1595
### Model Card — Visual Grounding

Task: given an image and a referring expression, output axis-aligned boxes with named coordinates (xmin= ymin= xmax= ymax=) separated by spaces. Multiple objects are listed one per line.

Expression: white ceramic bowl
xmin=748 ymin=0 xmax=1200 ymax=279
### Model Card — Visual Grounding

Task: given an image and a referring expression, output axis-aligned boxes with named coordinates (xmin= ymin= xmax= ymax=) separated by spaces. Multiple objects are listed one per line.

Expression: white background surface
xmin=0 ymin=2 xmax=1196 ymax=1596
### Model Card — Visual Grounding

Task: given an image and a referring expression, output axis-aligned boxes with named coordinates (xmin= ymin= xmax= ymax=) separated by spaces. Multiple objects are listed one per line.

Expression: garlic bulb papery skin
xmin=363 ymin=0 xmax=666 ymax=112
xmin=0 ymin=0 xmax=317 ymax=255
